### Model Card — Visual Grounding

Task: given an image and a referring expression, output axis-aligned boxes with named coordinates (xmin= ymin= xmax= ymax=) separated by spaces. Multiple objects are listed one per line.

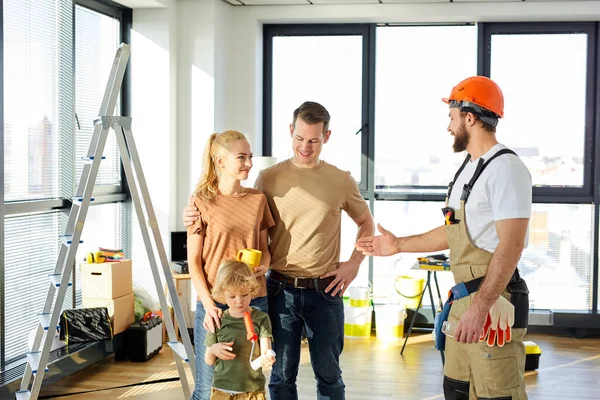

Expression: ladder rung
xmin=48 ymin=274 xmax=72 ymax=288
xmin=38 ymin=313 xmax=59 ymax=331
xmin=168 ymin=342 xmax=189 ymax=362
xmin=72 ymin=196 xmax=95 ymax=202
xmin=62 ymin=235 xmax=83 ymax=246
xmin=26 ymin=352 xmax=48 ymax=374
xmin=15 ymin=390 xmax=31 ymax=400
xmin=81 ymin=156 xmax=106 ymax=163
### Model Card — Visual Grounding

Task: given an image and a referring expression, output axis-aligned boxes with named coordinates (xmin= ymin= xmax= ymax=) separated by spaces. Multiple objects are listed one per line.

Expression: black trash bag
xmin=59 ymin=307 xmax=113 ymax=345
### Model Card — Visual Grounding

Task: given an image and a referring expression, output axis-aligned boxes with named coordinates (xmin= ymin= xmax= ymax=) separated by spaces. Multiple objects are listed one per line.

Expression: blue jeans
xmin=192 ymin=296 xmax=268 ymax=400
xmin=266 ymin=278 xmax=345 ymax=400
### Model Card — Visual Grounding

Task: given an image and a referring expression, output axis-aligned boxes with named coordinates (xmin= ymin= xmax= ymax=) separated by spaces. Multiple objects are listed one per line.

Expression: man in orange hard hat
xmin=357 ymin=76 xmax=531 ymax=400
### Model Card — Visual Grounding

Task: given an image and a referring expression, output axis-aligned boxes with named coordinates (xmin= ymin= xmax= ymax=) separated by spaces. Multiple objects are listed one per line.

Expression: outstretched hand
xmin=355 ymin=224 xmax=399 ymax=257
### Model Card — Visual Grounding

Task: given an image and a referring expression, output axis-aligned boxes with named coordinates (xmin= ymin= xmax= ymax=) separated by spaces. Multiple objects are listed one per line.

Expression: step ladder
xmin=16 ymin=43 xmax=196 ymax=400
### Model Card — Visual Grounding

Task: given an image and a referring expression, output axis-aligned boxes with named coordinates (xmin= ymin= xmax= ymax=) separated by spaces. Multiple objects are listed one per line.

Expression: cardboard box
xmin=83 ymin=293 xmax=135 ymax=335
xmin=81 ymin=260 xmax=132 ymax=300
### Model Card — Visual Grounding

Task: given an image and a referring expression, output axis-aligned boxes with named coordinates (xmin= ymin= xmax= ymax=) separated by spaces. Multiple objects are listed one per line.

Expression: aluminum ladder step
xmin=48 ymin=274 xmax=72 ymax=288
xmin=26 ymin=352 xmax=48 ymax=374
xmin=62 ymin=235 xmax=83 ymax=246
xmin=15 ymin=390 xmax=31 ymax=400
xmin=81 ymin=156 xmax=105 ymax=164
xmin=168 ymin=342 xmax=189 ymax=362
xmin=72 ymin=196 xmax=94 ymax=203
xmin=37 ymin=313 xmax=59 ymax=331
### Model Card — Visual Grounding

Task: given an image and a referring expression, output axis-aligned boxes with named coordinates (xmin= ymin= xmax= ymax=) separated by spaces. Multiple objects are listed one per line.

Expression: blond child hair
xmin=211 ymin=260 xmax=260 ymax=303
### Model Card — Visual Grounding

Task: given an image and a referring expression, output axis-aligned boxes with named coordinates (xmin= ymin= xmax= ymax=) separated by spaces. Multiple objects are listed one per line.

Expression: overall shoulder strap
xmin=446 ymin=154 xmax=471 ymax=199
xmin=460 ymin=149 xmax=517 ymax=202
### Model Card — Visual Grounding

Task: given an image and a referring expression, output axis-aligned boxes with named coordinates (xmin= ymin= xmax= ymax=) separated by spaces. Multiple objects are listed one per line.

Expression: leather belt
xmin=268 ymin=270 xmax=335 ymax=290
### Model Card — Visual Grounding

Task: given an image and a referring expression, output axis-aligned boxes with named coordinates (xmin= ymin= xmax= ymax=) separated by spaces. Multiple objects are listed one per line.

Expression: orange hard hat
xmin=442 ymin=76 xmax=504 ymax=118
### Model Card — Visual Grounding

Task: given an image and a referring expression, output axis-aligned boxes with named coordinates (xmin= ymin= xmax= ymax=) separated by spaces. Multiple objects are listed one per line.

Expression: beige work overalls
xmin=443 ymin=151 xmax=529 ymax=400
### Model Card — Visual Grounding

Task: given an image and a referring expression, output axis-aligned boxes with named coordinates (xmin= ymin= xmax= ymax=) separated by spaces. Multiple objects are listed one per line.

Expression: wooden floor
xmin=39 ymin=332 xmax=600 ymax=400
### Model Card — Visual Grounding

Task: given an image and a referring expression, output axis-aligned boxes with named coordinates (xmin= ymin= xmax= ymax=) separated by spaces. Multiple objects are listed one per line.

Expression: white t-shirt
xmin=447 ymin=143 xmax=532 ymax=253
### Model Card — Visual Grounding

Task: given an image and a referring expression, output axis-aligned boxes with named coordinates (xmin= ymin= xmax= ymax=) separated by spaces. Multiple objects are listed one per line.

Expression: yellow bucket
xmin=375 ymin=304 xmax=407 ymax=342
xmin=344 ymin=306 xmax=371 ymax=339
xmin=394 ymin=276 xmax=425 ymax=309
xmin=348 ymin=286 xmax=371 ymax=307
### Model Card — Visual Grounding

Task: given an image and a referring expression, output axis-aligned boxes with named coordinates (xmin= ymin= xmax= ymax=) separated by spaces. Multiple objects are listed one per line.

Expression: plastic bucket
xmin=394 ymin=276 xmax=425 ymax=309
xmin=349 ymin=286 xmax=371 ymax=307
xmin=344 ymin=305 xmax=371 ymax=339
xmin=374 ymin=304 xmax=407 ymax=342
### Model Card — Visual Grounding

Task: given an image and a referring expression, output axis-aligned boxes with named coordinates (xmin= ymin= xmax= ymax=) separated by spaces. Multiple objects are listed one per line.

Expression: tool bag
xmin=59 ymin=307 xmax=113 ymax=345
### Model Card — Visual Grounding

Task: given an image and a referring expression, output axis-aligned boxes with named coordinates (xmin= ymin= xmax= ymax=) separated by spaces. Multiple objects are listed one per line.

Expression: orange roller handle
xmin=244 ymin=311 xmax=258 ymax=342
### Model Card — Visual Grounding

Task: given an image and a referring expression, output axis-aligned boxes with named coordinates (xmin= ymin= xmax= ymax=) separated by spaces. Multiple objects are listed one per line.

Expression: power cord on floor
xmin=37 ymin=377 xmax=180 ymax=398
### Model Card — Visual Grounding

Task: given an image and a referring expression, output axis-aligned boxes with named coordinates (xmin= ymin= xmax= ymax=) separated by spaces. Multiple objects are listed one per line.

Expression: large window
xmin=1 ymin=0 xmax=130 ymax=369
xmin=489 ymin=32 xmax=589 ymax=190
xmin=75 ymin=4 xmax=122 ymax=190
xmin=372 ymin=201 xmax=454 ymax=309
xmin=3 ymin=0 xmax=71 ymax=202
xmin=375 ymin=25 xmax=477 ymax=191
xmin=4 ymin=212 xmax=67 ymax=362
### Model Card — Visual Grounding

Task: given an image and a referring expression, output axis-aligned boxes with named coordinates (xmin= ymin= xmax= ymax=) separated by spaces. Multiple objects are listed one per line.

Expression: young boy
xmin=205 ymin=260 xmax=275 ymax=400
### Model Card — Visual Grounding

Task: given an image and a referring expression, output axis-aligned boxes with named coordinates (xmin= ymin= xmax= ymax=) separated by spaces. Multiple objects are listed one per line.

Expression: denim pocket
xmin=266 ymin=279 xmax=282 ymax=298
xmin=318 ymin=289 xmax=343 ymax=303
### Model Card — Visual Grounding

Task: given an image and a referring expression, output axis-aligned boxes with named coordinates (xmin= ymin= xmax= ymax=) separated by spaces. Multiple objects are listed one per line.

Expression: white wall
xmin=129 ymin=7 xmax=176 ymax=298
xmin=128 ymin=0 xmax=232 ymax=295
xmin=175 ymin=0 xmax=232 ymax=230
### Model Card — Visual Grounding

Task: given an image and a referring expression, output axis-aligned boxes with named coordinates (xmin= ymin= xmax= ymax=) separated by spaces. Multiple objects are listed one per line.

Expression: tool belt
xmin=268 ymin=270 xmax=335 ymax=290
xmin=434 ymin=277 xmax=484 ymax=351
xmin=434 ymin=272 xmax=529 ymax=351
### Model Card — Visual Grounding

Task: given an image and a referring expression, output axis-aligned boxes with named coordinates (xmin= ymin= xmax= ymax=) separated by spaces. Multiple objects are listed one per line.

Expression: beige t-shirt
xmin=255 ymin=159 xmax=368 ymax=277
xmin=187 ymin=188 xmax=275 ymax=297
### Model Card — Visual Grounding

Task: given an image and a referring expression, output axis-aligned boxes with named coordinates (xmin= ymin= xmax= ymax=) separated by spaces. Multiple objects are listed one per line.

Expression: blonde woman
xmin=187 ymin=130 xmax=275 ymax=400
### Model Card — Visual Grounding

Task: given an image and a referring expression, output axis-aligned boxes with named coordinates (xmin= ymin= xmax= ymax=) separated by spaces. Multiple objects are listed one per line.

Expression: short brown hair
xmin=460 ymin=111 xmax=496 ymax=134
xmin=292 ymin=101 xmax=331 ymax=133
xmin=211 ymin=260 xmax=260 ymax=303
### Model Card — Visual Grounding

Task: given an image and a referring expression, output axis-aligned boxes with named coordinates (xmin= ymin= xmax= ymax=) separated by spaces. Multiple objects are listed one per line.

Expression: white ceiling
xmin=113 ymin=0 xmax=171 ymax=8
xmin=222 ymin=0 xmax=589 ymax=4
xmin=111 ymin=0 xmax=593 ymax=8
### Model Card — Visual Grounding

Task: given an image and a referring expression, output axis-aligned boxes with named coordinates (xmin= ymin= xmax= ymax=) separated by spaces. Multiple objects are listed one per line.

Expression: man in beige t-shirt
xmin=184 ymin=101 xmax=373 ymax=400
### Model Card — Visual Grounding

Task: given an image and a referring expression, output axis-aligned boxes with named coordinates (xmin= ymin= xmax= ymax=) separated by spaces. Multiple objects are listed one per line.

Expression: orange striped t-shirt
xmin=187 ymin=188 xmax=275 ymax=297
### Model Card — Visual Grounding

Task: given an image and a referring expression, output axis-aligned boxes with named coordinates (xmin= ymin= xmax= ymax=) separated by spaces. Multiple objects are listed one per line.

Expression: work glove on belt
xmin=480 ymin=295 xmax=514 ymax=347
